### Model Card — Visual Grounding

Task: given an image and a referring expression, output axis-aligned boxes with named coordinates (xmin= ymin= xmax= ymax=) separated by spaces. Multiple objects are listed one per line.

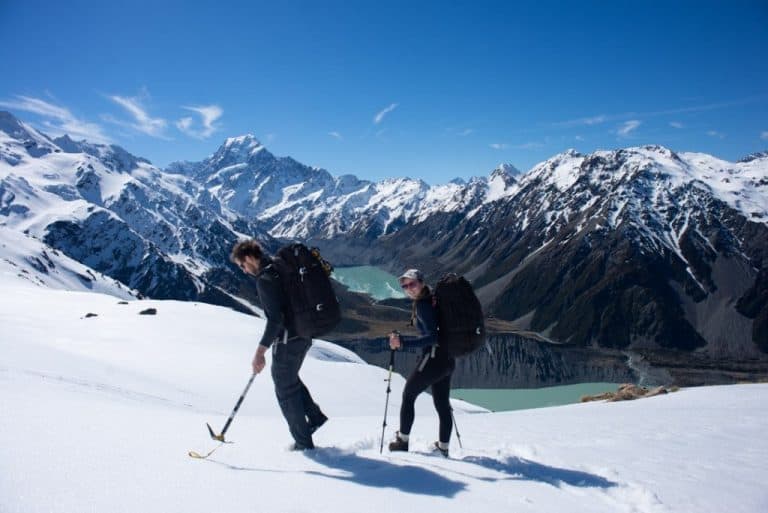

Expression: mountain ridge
xmin=2 ymin=110 xmax=766 ymax=359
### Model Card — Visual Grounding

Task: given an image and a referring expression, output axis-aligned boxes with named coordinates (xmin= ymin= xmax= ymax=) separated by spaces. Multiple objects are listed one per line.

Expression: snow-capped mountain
xmin=3 ymin=110 xmax=766 ymax=358
xmin=363 ymin=146 xmax=768 ymax=357
xmin=0 ymin=225 xmax=137 ymax=299
xmin=0 ymin=111 xmax=274 ymax=311
xmin=167 ymin=136 xmax=521 ymax=239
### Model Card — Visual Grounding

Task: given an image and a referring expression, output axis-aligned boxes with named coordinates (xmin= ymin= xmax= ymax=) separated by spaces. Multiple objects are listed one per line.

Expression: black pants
xmin=399 ymin=350 xmax=456 ymax=444
xmin=271 ymin=337 xmax=324 ymax=448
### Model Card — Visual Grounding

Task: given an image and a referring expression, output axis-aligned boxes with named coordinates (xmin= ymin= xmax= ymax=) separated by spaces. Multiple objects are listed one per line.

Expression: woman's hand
xmin=389 ymin=332 xmax=402 ymax=350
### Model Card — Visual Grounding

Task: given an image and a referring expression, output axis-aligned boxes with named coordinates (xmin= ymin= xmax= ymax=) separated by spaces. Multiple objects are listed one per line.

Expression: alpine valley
xmin=2 ymin=111 xmax=767 ymax=386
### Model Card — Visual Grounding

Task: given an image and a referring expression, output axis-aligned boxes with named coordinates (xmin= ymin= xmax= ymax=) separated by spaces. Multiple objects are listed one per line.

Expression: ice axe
xmin=189 ymin=373 xmax=256 ymax=459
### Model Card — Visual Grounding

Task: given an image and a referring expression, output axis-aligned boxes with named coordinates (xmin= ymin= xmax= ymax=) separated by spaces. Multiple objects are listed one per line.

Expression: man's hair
xmin=230 ymin=239 xmax=263 ymax=263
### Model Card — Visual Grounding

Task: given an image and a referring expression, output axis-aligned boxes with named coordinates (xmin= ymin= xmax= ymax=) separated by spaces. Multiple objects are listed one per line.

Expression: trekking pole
xmin=189 ymin=373 xmax=257 ymax=459
xmin=451 ymin=407 xmax=463 ymax=449
xmin=379 ymin=349 xmax=396 ymax=454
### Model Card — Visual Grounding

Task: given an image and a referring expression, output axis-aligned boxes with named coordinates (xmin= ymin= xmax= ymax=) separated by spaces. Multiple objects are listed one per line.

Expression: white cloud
xmin=459 ymin=128 xmax=475 ymax=136
xmin=373 ymin=103 xmax=398 ymax=124
xmin=760 ymin=131 xmax=768 ymax=141
xmin=575 ymin=135 xmax=585 ymax=141
xmin=670 ymin=121 xmax=684 ymax=129
xmin=550 ymin=95 xmax=768 ymax=130
xmin=553 ymin=114 xmax=608 ymax=127
xmin=618 ymin=120 xmax=641 ymax=137
xmin=489 ymin=143 xmax=508 ymax=150
xmin=707 ymin=130 xmax=726 ymax=139
xmin=513 ymin=141 xmax=544 ymax=150
xmin=0 ymin=95 xmax=112 ymax=143
xmin=176 ymin=104 xmax=222 ymax=139
xmin=107 ymin=94 xmax=167 ymax=138
xmin=583 ymin=115 xmax=607 ymax=126
xmin=328 ymin=131 xmax=343 ymax=140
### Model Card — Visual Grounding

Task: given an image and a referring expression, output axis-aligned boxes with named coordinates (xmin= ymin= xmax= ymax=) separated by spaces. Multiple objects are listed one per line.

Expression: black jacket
xmin=406 ymin=293 xmax=439 ymax=354
xmin=254 ymin=257 xmax=295 ymax=348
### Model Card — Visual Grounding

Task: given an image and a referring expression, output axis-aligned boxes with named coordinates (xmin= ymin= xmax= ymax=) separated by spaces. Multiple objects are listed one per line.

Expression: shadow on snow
xmin=457 ymin=455 xmax=617 ymax=488
xmin=304 ymin=448 xmax=467 ymax=497
xmin=207 ymin=448 xmax=616 ymax=497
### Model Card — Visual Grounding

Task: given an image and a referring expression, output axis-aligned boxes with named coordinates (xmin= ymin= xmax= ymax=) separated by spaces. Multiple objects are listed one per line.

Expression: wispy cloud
xmin=489 ymin=143 xmax=509 ymax=150
xmin=761 ymin=131 xmax=768 ymax=141
xmin=670 ymin=121 xmax=684 ymax=129
xmin=707 ymin=130 xmax=726 ymax=139
xmin=459 ymin=128 xmax=475 ymax=136
xmin=328 ymin=131 xmax=343 ymax=140
xmin=618 ymin=120 xmax=641 ymax=137
xmin=575 ymin=135 xmax=585 ymax=141
xmin=374 ymin=103 xmax=398 ymax=124
xmin=648 ymin=96 xmax=766 ymax=117
xmin=107 ymin=93 xmax=167 ymax=138
xmin=176 ymin=105 xmax=222 ymax=139
xmin=512 ymin=141 xmax=544 ymax=150
xmin=0 ymin=95 xmax=112 ymax=143
xmin=552 ymin=114 xmax=608 ymax=128
xmin=550 ymin=95 xmax=768 ymax=129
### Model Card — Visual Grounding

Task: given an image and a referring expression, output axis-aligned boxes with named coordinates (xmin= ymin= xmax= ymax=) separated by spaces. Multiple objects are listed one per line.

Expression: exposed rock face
xmin=3 ymin=111 xmax=767 ymax=380
xmin=336 ymin=333 xmax=636 ymax=389
xmin=325 ymin=147 xmax=768 ymax=358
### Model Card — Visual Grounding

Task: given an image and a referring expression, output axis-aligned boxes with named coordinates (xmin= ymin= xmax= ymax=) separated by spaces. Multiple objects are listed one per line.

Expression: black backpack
xmin=272 ymin=243 xmax=341 ymax=339
xmin=434 ymin=273 xmax=485 ymax=357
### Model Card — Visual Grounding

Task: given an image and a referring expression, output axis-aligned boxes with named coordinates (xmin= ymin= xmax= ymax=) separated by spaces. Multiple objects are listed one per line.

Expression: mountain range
xmin=1 ymin=110 xmax=766 ymax=365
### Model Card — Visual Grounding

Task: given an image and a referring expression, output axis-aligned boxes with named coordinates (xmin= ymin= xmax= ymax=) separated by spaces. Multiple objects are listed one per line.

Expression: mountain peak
xmin=0 ymin=110 xmax=42 ymax=142
xmin=738 ymin=151 xmax=768 ymax=163
xmin=0 ymin=110 xmax=59 ymax=159
xmin=0 ymin=110 xmax=22 ymax=131
xmin=205 ymin=134 xmax=270 ymax=168
xmin=491 ymin=163 xmax=522 ymax=178
xmin=223 ymin=134 xmax=263 ymax=150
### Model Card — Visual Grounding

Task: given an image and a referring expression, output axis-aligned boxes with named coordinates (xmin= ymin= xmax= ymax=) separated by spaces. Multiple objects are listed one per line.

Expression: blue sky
xmin=1 ymin=0 xmax=766 ymax=184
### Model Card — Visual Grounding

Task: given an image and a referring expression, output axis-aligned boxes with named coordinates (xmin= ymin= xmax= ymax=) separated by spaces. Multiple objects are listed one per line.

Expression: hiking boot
xmin=308 ymin=412 xmax=328 ymax=434
xmin=432 ymin=441 xmax=449 ymax=458
xmin=388 ymin=432 xmax=409 ymax=452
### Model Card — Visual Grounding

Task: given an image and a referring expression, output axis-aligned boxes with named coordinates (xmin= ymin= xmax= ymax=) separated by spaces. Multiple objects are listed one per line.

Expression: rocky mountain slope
xmin=3 ymin=110 xmax=766 ymax=364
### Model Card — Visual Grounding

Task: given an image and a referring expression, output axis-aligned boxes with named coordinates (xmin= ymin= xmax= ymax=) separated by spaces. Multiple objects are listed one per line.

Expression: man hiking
xmin=231 ymin=239 xmax=327 ymax=451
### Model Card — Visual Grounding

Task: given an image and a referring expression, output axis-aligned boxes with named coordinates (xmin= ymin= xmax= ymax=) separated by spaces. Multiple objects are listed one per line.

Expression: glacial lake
xmin=332 ymin=267 xmax=623 ymax=412
xmin=451 ymin=383 xmax=622 ymax=412
xmin=333 ymin=265 xmax=405 ymax=301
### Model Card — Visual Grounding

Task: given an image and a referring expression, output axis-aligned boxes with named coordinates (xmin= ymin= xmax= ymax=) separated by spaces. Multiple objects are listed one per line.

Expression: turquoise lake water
xmin=333 ymin=267 xmax=621 ymax=412
xmin=451 ymin=383 xmax=621 ymax=412
xmin=333 ymin=266 xmax=405 ymax=300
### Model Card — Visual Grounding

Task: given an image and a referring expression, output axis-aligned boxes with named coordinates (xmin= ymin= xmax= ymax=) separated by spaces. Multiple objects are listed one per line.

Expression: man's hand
xmin=252 ymin=346 xmax=268 ymax=375
xmin=389 ymin=332 xmax=401 ymax=350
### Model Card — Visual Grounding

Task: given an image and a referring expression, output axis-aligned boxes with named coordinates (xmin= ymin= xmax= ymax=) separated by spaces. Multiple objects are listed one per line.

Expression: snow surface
xmin=1 ymin=272 xmax=767 ymax=513
xmin=0 ymin=226 xmax=136 ymax=299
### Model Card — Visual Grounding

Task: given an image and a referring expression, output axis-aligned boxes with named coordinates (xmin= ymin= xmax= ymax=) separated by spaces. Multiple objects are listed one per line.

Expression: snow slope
xmin=1 ymin=279 xmax=767 ymax=513
xmin=0 ymin=226 xmax=136 ymax=299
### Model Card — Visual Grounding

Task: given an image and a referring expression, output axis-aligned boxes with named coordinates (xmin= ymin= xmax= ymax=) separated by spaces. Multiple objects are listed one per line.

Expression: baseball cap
xmin=398 ymin=269 xmax=424 ymax=283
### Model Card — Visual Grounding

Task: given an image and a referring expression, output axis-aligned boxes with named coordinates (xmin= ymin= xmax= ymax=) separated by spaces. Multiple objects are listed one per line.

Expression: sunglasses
xmin=400 ymin=280 xmax=420 ymax=290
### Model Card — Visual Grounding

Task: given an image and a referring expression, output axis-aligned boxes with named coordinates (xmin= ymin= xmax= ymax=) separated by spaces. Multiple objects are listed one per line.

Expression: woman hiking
xmin=388 ymin=269 xmax=455 ymax=457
